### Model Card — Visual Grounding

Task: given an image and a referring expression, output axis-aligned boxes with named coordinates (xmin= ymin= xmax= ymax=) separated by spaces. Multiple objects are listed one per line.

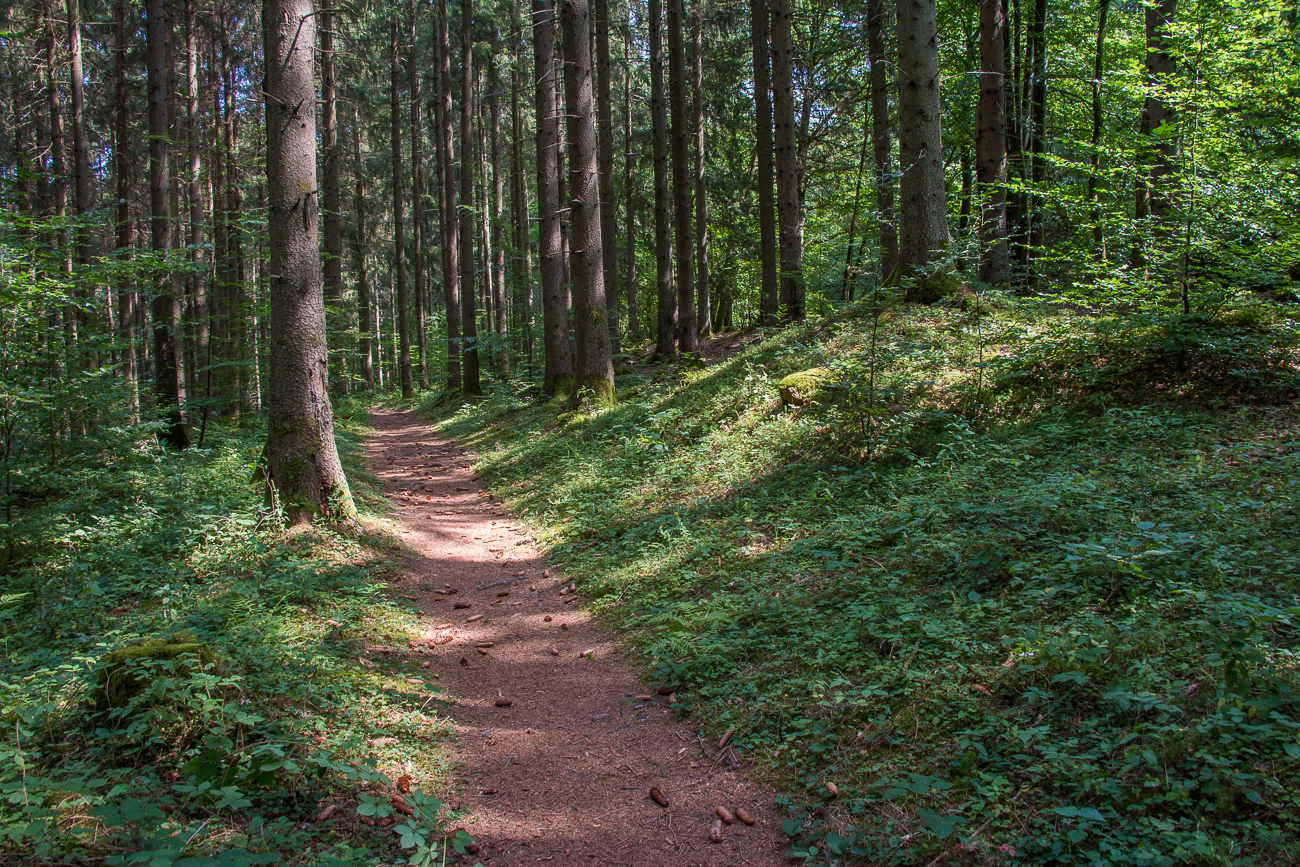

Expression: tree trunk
xmin=410 ymin=0 xmax=429 ymax=389
xmin=771 ymin=0 xmax=803 ymax=319
xmin=691 ymin=3 xmax=710 ymax=335
xmin=535 ymin=0 xmax=574 ymax=397
xmin=752 ymin=0 xmax=778 ymax=323
xmin=623 ymin=26 xmax=639 ymax=341
xmin=1142 ymin=0 xmax=1178 ymax=223
xmin=461 ymin=0 xmax=482 ymax=395
xmin=650 ymin=0 xmax=676 ymax=355
xmin=489 ymin=30 xmax=510 ymax=373
xmin=1026 ymin=0 xmax=1047 ymax=283
xmin=351 ymin=105 xmax=374 ymax=390
xmin=66 ymin=0 xmax=91 ymax=278
xmin=867 ymin=0 xmax=898 ymax=279
xmin=668 ymin=0 xmax=696 ymax=351
xmin=321 ymin=6 xmax=346 ymax=395
xmin=263 ymin=0 xmax=355 ymax=523
xmin=1006 ymin=0 xmax=1027 ymax=273
xmin=114 ymin=0 xmax=138 ymax=421
xmin=976 ymin=0 xmax=1009 ymax=283
xmin=561 ymin=0 xmax=615 ymax=403
xmin=1087 ymin=0 xmax=1109 ymax=250
xmin=594 ymin=0 xmax=622 ymax=357
xmin=895 ymin=0 xmax=950 ymax=296
xmin=146 ymin=0 xmax=189 ymax=448
xmin=510 ymin=4 xmax=534 ymax=367
xmin=435 ymin=3 xmax=462 ymax=390
xmin=390 ymin=17 xmax=414 ymax=398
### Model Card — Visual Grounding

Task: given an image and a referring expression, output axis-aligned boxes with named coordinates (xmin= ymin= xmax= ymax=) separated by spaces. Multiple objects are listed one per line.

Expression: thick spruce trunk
xmin=752 ymin=0 xmax=778 ymax=323
xmin=321 ymin=7 xmax=346 ymax=395
xmin=691 ymin=3 xmax=710 ymax=335
xmin=535 ymin=0 xmax=574 ymax=397
xmin=668 ymin=0 xmax=697 ymax=349
xmin=771 ymin=0 xmax=803 ymax=319
xmin=976 ymin=0 xmax=1009 ymax=283
xmin=390 ymin=17 xmax=414 ymax=398
xmin=263 ymin=0 xmax=356 ymax=523
xmin=594 ymin=0 xmax=621 ymax=357
xmin=114 ymin=0 xmax=138 ymax=420
xmin=460 ymin=0 xmax=482 ymax=395
xmin=435 ymin=5 xmax=462 ymax=390
xmin=649 ymin=0 xmax=675 ymax=356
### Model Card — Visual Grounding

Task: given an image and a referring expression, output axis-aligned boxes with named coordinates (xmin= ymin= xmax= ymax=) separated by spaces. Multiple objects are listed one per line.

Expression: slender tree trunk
xmin=977 ymin=0 xmax=1009 ymax=282
xmin=668 ymin=0 xmax=697 ymax=350
xmin=44 ymin=0 xmax=73 ymax=373
xmin=1087 ymin=0 xmax=1110 ymax=250
xmin=867 ymin=0 xmax=898 ymax=280
xmin=1005 ymin=0 xmax=1027 ymax=273
xmin=1142 ymin=0 xmax=1178 ymax=222
xmin=691 ymin=3 xmax=710 ymax=335
xmin=623 ymin=26 xmax=639 ymax=342
xmin=594 ymin=0 xmax=622 ymax=357
xmin=1027 ymin=0 xmax=1048 ymax=283
xmin=146 ymin=0 xmax=189 ymax=447
xmin=771 ymin=0 xmax=803 ymax=319
xmin=115 ymin=0 xmax=138 ymax=420
xmin=535 ymin=0 xmax=574 ymax=396
xmin=181 ymin=0 xmax=209 ymax=411
xmin=410 ymin=0 xmax=429 ymax=389
xmin=352 ymin=105 xmax=374 ymax=390
xmin=461 ymin=0 xmax=482 ymax=395
xmin=435 ymin=4 xmax=462 ymax=390
xmin=222 ymin=31 xmax=245 ymax=416
xmin=752 ymin=0 xmax=778 ymax=322
xmin=489 ymin=30 xmax=510 ymax=373
xmin=561 ymin=0 xmax=615 ymax=403
xmin=263 ymin=0 xmax=355 ymax=522
xmin=841 ymin=106 xmax=870 ymax=300
xmin=66 ymin=0 xmax=91 ymax=281
xmin=895 ymin=0 xmax=951 ymax=298
xmin=321 ymin=6 xmax=347 ymax=395
xmin=390 ymin=17 xmax=414 ymax=398
xmin=650 ymin=0 xmax=675 ymax=355
xmin=510 ymin=5 xmax=534 ymax=367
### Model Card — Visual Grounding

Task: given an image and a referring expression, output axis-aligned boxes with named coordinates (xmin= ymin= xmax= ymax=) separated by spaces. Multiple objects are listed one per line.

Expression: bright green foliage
xmin=428 ymin=296 xmax=1299 ymax=865
xmin=0 ymin=403 xmax=463 ymax=866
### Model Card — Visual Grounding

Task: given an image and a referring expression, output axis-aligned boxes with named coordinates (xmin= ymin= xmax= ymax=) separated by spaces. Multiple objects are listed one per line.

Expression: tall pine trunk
xmin=410 ymin=0 xmax=429 ymax=389
xmin=489 ymin=31 xmax=510 ymax=372
xmin=1086 ymin=0 xmax=1110 ymax=250
xmin=976 ymin=0 xmax=1009 ymax=283
xmin=510 ymin=5 xmax=534 ymax=366
xmin=461 ymin=0 xmax=483 ymax=395
xmin=435 ymin=4 xmax=462 ymax=390
xmin=691 ymin=3 xmax=710 ymax=335
xmin=668 ymin=0 xmax=697 ymax=349
xmin=867 ymin=0 xmax=898 ymax=279
xmin=594 ymin=0 xmax=621 ymax=357
xmin=146 ymin=0 xmax=189 ymax=448
xmin=390 ymin=17 xmax=414 ymax=398
xmin=535 ymin=0 xmax=574 ymax=396
xmin=263 ymin=0 xmax=355 ymax=523
xmin=623 ymin=26 xmax=639 ymax=341
xmin=771 ymin=0 xmax=803 ymax=319
xmin=650 ymin=0 xmax=676 ymax=356
xmin=561 ymin=0 xmax=615 ymax=403
xmin=321 ymin=6 xmax=346 ymax=395
xmin=1026 ymin=0 xmax=1047 ymax=284
xmin=752 ymin=0 xmax=778 ymax=323
xmin=114 ymin=0 xmax=138 ymax=420
xmin=895 ymin=0 xmax=951 ymax=299
xmin=352 ymin=105 xmax=375 ymax=390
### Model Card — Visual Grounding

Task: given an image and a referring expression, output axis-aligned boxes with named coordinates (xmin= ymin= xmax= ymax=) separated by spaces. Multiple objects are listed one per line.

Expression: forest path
xmin=365 ymin=408 xmax=787 ymax=867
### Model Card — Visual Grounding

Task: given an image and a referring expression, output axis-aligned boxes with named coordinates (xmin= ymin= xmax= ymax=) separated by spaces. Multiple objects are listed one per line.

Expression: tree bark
xmin=976 ymin=0 xmax=1009 ymax=283
xmin=594 ymin=0 xmax=621 ymax=357
xmin=691 ymin=3 xmax=710 ymax=335
xmin=1026 ymin=0 xmax=1047 ymax=281
xmin=321 ymin=6 xmax=346 ymax=395
xmin=489 ymin=29 xmax=510 ymax=372
xmin=263 ymin=0 xmax=355 ymax=522
xmin=66 ymin=0 xmax=91 ymax=278
xmin=771 ymin=0 xmax=803 ymax=319
xmin=146 ymin=0 xmax=189 ymax=448
xmin=650 ymin=0 xmax=675 ymax=355
xmin=623 ymin=25 xmax=639 ymax=341
xmin=867 ymin=0 xmax=898 ymax=280
xmin=535 ymin=0 xmax=574 ymax=396
xmin=114 ymin=0 xmax=138 ymax=420
xmin=752 ymin=0 xmax=778 ymax=323
xmin=435 ymin=3 xmax=462 ymax=390
xmin=352 ymin=104 xmax=375 ymax=390
xmin=1086 ymin=0 xmax=1109 ymax=250
xmin=895 ymin=0 xmax=950 ymax=294
xmin=668 ymin=0 xmax=697 ymax=350
xmin=561 ymin=0 xmax=616 ymax=403
xmin=410 ymin=0 xmax=429 ymax=389
xmin=461 ymin=0 xmax=482 ymax=395
xmin=510 ymin=4 xmax=534 ymax=366
xmin=1141 ymin=0 xmax=1178 ymax=223
xmin=390 ymin=17 xmax=414 ymax=398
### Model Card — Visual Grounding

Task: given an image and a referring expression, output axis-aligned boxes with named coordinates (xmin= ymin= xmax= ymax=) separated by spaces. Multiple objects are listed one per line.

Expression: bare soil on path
xmin=366 ymin=408 xmax=787 ymax=867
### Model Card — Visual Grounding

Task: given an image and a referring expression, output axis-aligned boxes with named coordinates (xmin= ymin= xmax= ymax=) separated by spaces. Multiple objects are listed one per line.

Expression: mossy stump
xmin=96 ymin=632 xmax=217 ymax=707
xmin=778 ymin=368 xmax=834 ymax=407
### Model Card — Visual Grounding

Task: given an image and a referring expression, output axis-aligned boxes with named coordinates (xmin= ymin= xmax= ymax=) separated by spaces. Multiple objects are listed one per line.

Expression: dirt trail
xmin=366 ymin=408 xmax=787 ymax=867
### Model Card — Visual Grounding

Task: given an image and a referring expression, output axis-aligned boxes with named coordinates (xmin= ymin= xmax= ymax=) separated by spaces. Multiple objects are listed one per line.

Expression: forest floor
xmin=365 ymin=407 xmax=786 ymax=867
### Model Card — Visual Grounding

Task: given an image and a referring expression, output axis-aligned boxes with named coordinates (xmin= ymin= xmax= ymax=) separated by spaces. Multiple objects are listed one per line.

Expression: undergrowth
xmin=0 ymin=401 xmax=473 ymax=866
xmin=425 ymin=294 xmax=1300 ymax=866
